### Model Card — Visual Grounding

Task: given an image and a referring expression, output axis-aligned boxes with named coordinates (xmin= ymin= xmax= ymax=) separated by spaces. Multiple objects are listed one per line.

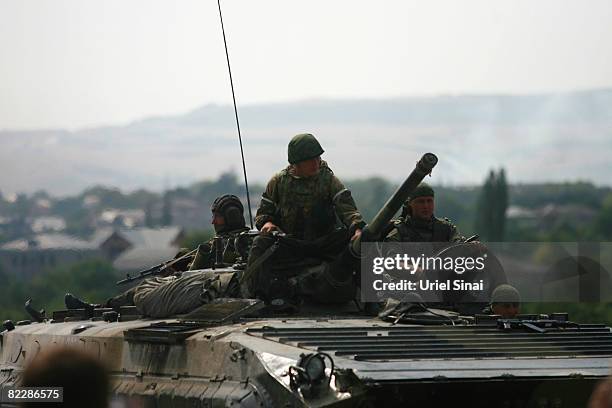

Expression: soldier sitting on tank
xmin=64 ymin=195 xmax=249 ymax=318
xmin=188 ymin=194 xmax=251 ymax=269
xmin=385 ymin=183 xmax=464 ymax=245
xmin=240 ymin=133 xmax=365 ymax=311
xmin=381 ymin=183 xmax=500 ymax=313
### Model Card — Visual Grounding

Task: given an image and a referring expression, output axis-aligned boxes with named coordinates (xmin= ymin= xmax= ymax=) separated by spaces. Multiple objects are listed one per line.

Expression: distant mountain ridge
xmin=2 ymin=89 xmax=612 ymax=195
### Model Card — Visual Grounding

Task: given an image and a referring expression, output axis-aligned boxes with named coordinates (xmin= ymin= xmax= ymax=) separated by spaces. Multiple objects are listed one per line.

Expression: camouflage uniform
xmin=131 ymin=270 xmax=239 ymax=318
xmin=385 ymin=182 xmax=463 ymax=244
xmin=103 ymin=228 xmax=247 ymax=317
xmin=380 ymin=185 xmax=509 ymax=314
xmin=254 ymin=160 xmax=363 ymax=240
xmin=90 ymin=195 xmax=249 ymax=318
xmin=188 ymin=227 xmax=250 ymax=270
xmin=385 ymin=216 xmax=464 ymax=243
xmin=242 ymin=134 xmax=365 ymax=304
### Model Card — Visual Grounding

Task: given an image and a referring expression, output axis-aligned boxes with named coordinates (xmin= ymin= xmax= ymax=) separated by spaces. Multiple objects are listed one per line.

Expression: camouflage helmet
xmin=211 ymin=195 xmax=246 ymax=231
xmin=287 ymin=133 xmax=324 ymax=164
xmin=490 ymin=284 xmax=521 ymax=304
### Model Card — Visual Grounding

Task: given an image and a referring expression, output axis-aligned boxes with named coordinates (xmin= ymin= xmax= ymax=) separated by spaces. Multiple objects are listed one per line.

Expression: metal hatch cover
xmin=246 ymin=323 xmax=612 ymax=361
xmin=180 ymin=298 xmax=264 ymax=323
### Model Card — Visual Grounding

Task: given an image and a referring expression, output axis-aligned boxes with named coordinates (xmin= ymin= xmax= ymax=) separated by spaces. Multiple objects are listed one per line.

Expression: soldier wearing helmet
xmin=383 ymin=184 xmax=510 ymax=315
xmin=385 ymin=183 xmax=463 ymax=243
xmin=189 ymin=194 xmax=249 ymax=269
xmin=256 ymin=133 xmax=364 ymax=239
xmin=485 ymin=284 xmax=521 ymax=319
xmin=64 ymin=195 xmax=248 ymax=318
xmin=210 ymin=194 xmax=247 ymax=234
xmin=241 ymin=133 xmax=365 ymax=309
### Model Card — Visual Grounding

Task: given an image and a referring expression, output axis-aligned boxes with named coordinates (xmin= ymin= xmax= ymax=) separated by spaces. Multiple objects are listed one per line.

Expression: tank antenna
xmin=217 ymin=0 xmax=254 ymax=229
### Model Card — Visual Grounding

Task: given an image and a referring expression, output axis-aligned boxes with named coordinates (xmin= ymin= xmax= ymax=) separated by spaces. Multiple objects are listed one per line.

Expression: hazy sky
xmin=1 ymin=0 xmax=612 ymax=130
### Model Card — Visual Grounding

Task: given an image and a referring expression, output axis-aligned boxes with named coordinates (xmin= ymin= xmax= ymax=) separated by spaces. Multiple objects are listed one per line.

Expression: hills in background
xmin=1 ymin=89 xmax=612 ymax=196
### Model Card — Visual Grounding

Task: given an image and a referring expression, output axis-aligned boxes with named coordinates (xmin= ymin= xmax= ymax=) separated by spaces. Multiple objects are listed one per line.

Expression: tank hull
xmin=1 ymin=316 xmax=610 ymax=407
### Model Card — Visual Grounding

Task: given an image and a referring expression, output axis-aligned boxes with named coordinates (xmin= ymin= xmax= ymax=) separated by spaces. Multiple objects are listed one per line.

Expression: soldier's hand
xmin=350 ymin=228 xmax=362 ymax=241
xmin=261 ymin=221 xmax=279 ymax=234
xmin=158 ymin=264 xmax=176 ymax=277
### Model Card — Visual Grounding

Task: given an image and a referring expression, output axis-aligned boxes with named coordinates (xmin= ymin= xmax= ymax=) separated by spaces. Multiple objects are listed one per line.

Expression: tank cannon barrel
xmin=351 ymin=152 xmax=438 ymax=254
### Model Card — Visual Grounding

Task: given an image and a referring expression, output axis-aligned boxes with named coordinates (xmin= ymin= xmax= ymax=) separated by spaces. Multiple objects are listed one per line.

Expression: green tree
xmin=493 ymin=168 xmax=508 ymax=240
xmin=346 ymin=177 xmax=395 ymax=222
xmin=594 ymin=193 xmax=612 ymax=240
xmin=145 ymin=200 xmax=155 ymax=228
xmin=475 ymin=168 xmax=508 ymax=241
xmin=161 ymin=192 xmax=173 ymax=226
xmin=0 ymin=260 xmax=119 ymax=322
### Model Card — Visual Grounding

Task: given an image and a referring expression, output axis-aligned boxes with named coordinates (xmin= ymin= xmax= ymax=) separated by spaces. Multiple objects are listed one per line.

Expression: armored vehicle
xmin=1 ymin=154 xmax=611 ymax=407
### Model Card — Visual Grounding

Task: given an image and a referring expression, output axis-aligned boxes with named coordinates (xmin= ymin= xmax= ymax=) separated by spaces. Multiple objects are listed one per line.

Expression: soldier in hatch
xmin=240 ymin=133 xmax=365 ymax=309
xmin=483 ymin=284 xmax=521 ymax=319
xmin=64 ymin=195 xmax=248 ymax=318
xmin=385 ymin=183 xmax=464 ymax=243
xmin=382 ymin=183 xmax=492 ymax=312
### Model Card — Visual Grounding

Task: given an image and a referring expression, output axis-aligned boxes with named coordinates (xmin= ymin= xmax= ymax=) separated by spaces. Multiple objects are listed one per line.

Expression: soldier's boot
xmin=266 ymin=276 xmax=301 ymax=314
xmin=104 ymin=287 xmax=138 ymax=309
xmin=24 ymin=299 xmax=45 ymax=322
xmin=64 ymin=293 xmax=100 ymax=313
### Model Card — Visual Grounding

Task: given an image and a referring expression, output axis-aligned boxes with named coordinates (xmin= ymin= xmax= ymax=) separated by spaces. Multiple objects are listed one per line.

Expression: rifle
xmin=116 ymin=248 xmax=198 ymax=285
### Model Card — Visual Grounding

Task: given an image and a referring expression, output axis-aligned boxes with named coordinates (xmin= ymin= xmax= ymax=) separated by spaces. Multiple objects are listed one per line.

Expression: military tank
xmin=1 ymin=153 xmax=611 ymax=407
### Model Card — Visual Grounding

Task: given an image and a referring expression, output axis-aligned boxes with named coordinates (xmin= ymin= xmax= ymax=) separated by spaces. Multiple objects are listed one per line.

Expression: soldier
xmin=241 ymin=133 xmax=365 ymax=309
xmin=484 ymin=284 xmax=521 ymax=319
xmin=64 ymin=195 xmax=248 ymax=318
xmin=188 ymin=194 xmax=250 ymax=269
xmin=385 ymin=183 xmax=464 ymax=243
xmin=382 ymin=183 xmax=495 ymax=313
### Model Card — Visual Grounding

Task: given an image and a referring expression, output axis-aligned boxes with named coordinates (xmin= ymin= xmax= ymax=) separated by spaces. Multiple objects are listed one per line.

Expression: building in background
xmin=0 ymin=227 xmax=185 ymax=278
xmin=0 ymin=233 xmax=101 ymax=279
xmin=91 ymin=226 xmax=185 ymax=272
